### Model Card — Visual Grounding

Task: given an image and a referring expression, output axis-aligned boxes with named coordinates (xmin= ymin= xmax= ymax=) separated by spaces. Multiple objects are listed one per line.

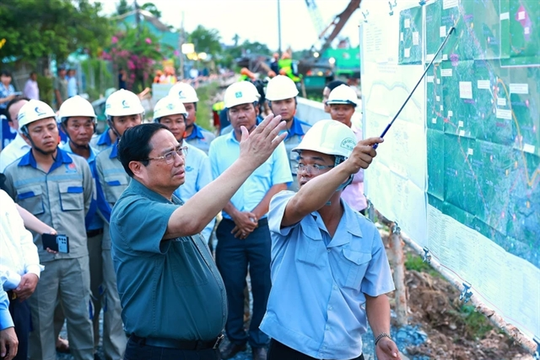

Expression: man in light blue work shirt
xmin=209 ymin=81 xmax=292 ymax=360
xmin=260 ymin=120 xmax=401 ymax=360
xmin=153 ymin=95 xmax=215 ymax=244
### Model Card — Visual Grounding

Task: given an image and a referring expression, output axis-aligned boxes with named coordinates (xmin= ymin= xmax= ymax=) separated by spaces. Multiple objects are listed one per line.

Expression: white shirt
xmin=23 ymin=79 xmax=39 ymax=100
xmin=0 ymin=133 xmax=30 ymax=172
xmin=0 ymin=190 xmax=42 ymax=290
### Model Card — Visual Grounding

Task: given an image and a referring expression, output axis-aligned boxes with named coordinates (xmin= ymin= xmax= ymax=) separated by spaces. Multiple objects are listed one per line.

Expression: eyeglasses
xmin=297 ymin=163 xmax=334 ymax=174
xmin=146 ymin=145 xmax=188 ymax=164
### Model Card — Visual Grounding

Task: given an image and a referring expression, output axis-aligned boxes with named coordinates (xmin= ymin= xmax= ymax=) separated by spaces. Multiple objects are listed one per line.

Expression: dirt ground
xmin=396 ymin=244 xmax=534 ymax=360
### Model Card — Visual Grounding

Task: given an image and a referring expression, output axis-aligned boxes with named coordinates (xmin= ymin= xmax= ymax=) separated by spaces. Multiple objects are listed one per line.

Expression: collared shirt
xmin=90 ymin=129 xmax=114 ymax=152
xmin=260 ymin=191 xmax=395 ymax=360
xmin=1 ymin=118 xmax=17 ymax=151
xmin=341 ymin=123 xmax=367 ymax=211
xmin=111 ymin=178 xmax=227 ymax=340
xmin=173 ymin=143 xmax=215 ymax=243
xmin=282 ymin=117 xmax=311 ymax=191
xmin=0 ymin=277 xmax=13 ymax=330
xmin=67 ymin=76 xmax=77 ymax=97
xmin=0 ymin=190 xmax=42 ymax=291
xmin=24 ymin=79 xmax=39 ymax=100
xmin=0 ymin=83 xmax=15 ymax=109
xmin=54 ymin=76 xmax=68 ymax=102
xmin=96 ymin=141 xmax=130 ymax=249
xmin=0 ymin=133 xmax=30 ymax=172
xmin=185 ymin=124 xmax=215 ymax=154
xmin=208 ymin=131 xmax=292 ymax=220
xmin=61 ymin=142 xmax=110 ymax=230
xmin=3 ymin=148 xmax=93 ymax=262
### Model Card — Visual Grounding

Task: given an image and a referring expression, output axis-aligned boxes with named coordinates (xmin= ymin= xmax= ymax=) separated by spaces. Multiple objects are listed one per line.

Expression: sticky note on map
xmin=440 ymin=26 xmax=447 ymax=38
xmin=510 ymin=83 xmax=529 ymax=94
xmin=496 ymin=109 xmax=512 ymax=120
xmin=497 ymin=97 xmax=506 ymax=106
xmin=500 ymin=12 xmax=509 ymax=20
xmin=404 ymin=48 xmax=410 ymax=58
xmin=518 ymin=11 xmax=525 ymax=20
xmin=413 ymin=32 xmax=419 ymax=46
xmin=404 ymin=19 xmax=410 ymax=28
xmin=441 ymin=68 xmax=452 ymax=77
xmin=477 ymin=80 xmax=490 ymax=89
xmin=459 ymin=82 xmax=473 ymax=99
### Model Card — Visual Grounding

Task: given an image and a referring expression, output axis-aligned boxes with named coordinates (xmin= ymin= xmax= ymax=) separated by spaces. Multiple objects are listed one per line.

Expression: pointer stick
xmin=373 ymin=26 xmax=456 ymax=149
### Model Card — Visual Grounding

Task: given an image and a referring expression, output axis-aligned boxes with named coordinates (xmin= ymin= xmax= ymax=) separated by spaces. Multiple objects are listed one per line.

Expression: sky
xmin=97 ymin=0 xmax=364 ymax=51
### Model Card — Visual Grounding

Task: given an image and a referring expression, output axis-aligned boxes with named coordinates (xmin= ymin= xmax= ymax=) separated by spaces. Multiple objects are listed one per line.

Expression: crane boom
xmin=317 ymin=0 xmax=362 ymax=56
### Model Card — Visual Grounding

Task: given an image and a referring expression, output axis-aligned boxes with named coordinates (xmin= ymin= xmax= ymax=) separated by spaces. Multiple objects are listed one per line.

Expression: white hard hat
xmin=168 ymin=82 xmax=199 ymax=103
xmin=293 ymin=120 xmax=356 ymax=158
xmin=59 ymin=95 xmax=97 ymax=124
xmin=265 ymin=75 xmax=299 ymax=101
xmin=105 ymin=89 xmax=144 ymax=117
xmin=224 ymin=81 xmax=259 ymax=108
xmin=153 ymin=95 xmax=188 ymax=121
xmin=18 ymin=99 xmax=56 ymax=131
xmin=326 ymin=84 xmax=358 ymax=107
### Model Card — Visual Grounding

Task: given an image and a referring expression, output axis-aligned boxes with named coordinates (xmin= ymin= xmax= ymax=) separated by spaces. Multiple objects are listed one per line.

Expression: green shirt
xmin=110 ymin=178 xmax=227 ymax=340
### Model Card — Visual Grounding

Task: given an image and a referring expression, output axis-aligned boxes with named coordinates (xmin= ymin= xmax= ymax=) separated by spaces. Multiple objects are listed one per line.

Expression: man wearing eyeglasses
xmin=260 ymin=120 xmax=401 ymax=360
xmin=153 ymin=95 xmax=215 ymax=245
xmin=109 ymin=116 xmax=287 ymax=360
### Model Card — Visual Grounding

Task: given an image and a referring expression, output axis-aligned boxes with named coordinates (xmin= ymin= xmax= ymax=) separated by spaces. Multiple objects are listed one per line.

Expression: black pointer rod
xmin=373 ymin=26 xmax=456 ymax=149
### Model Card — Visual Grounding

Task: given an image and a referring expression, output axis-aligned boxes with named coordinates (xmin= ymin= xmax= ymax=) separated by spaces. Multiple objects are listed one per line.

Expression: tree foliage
xmin=115 ymin=0 xmax=131 ymax=16
xmin=187 ymin=25 xmax=222 ymax=56
xmin=0 ymin=0 xmax=112 ymax=63
xmin=140 ymin=3 xmax=161 ymax=19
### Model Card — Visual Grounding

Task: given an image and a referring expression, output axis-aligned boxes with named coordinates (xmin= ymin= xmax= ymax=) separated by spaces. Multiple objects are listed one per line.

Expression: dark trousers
xmin=124 ymin=336 xmax=220 ymax=360
xmin=8 ymin=291 xmax=31 ymax=360
xmin=215 ymin=218 xmax=271 ymax=348
xmin=268 ymin=339 xmax=365 ymax=360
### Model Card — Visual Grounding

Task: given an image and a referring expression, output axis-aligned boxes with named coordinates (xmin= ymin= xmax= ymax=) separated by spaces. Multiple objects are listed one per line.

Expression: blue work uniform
xmin=3 ymin=148 xmax=95 ymax=360
xmin=61 ymin=142 xmax=125 ymax=358
xmin=185 ymin=124 xmax=215 ymax=154
xmin=260 ymin=191 xmax=395 ymax=359
xmin=90 ymin=129 xmax=115 ymax=153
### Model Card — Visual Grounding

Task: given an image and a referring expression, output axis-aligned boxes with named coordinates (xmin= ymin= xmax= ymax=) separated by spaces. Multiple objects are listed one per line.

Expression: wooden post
xmin=388 ymin=221 xmax=408 ymax=326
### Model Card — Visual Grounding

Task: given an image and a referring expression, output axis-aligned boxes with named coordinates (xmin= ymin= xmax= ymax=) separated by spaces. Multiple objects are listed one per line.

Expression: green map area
xmin=398 ymin=6 xmax=423 ymax=64
xmin=419 ymin=0 xmax=540 ymax=268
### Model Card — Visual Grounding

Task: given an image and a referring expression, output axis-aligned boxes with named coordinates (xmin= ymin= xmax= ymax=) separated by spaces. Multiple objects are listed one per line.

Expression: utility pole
xmin=277 ymin=0 xmax=282 ymax=55
xmin=134 ymin=0 xmax=140 ymax=40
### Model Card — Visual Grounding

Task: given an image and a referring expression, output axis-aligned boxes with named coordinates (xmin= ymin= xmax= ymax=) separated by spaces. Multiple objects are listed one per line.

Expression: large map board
xmin=361 ymin=0 xmax=539 ymax=341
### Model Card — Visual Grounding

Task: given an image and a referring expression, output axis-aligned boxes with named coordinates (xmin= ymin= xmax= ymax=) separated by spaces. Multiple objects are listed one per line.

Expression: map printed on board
xmin=361 ymin=0 xmax=540 ymax=341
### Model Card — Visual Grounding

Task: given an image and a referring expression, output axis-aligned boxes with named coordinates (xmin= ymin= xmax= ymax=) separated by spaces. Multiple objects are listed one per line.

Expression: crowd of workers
xmin=0 ymin=64 xmax=401 ymax=360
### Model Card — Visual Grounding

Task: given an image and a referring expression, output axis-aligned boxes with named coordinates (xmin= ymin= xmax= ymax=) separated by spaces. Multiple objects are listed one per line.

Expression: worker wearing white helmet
xmin=326 ymin=84 xmax=367 ymax=213
xmin=153 ymin=95 xmax=215 ymax=245
xmin=260 ymin=121 xmax=400 ymax=360
xmin=168 ymin=82 xmax=215 ymax=153
xmin=209 ymin=81 xmax=292 ymax=360
xmin=91 ymin=89 xmax=144 ymax=152
xmin=58 ymin=96 xmax=126 ymax=359
xmin=95 ymin=90 xmax=144 ymax=315
xmin=3 ymin=99 xmax=96 ymax=360
xmin=266 ymin=75 xmax=312 ymax=191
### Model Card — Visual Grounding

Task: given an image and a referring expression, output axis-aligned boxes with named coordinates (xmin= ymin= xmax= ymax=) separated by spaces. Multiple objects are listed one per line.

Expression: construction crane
xmin=304 ymin=0 xmax=362 ymax=56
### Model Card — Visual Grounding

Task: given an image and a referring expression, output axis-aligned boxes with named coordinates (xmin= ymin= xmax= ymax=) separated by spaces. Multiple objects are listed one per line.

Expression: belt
xmin=86 ymin=228 xmax=104 ymax=237
xmin=130 ymin=334 xmax=223 ymax=350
